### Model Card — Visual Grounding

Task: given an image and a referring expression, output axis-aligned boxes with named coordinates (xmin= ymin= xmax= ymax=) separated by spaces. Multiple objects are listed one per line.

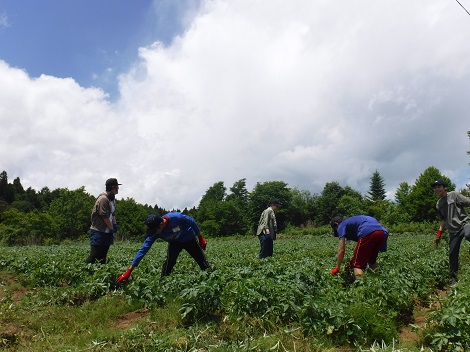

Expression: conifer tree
xmin=367 ymin=170 xmax=386 ymax=201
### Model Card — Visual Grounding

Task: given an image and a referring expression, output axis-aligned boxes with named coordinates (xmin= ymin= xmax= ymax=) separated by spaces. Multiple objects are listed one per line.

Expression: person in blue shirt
xmin=330 ymin=215 xmax=388 ymax=280
xmin=117 ymin=212 xmax=210 ymax=282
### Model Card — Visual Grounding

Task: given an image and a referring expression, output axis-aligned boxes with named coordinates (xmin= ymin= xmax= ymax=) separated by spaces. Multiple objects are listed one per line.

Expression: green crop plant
xmin=0 ymin=233 xmax=467 ymax=351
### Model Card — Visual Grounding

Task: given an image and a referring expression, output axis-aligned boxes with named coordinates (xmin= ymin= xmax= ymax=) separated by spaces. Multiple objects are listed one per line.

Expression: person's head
xmin=105 ymin=178 xmax=122 ymax=193
xmin=145 ymin=214 xmax=164 ymax=236
xmin=430 ymin=179 xmax=447 ymax=198
xmin=330 ymin=216 xmax=343 ymax=237
xmin=270 ymin=200 xmax=282 ymax=210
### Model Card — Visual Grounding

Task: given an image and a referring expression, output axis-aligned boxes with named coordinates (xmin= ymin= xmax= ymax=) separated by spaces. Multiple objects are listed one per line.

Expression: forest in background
xmin=1 ymin=162 xmax=469 ymax=246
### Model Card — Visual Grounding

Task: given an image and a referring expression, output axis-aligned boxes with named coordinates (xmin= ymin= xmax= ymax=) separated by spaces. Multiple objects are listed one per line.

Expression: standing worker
xmin=117 ymin=212 xmax=210 ymax=282
xmin=432 ymin=179 xmax=470 ymax=284
xmin=330 ymin=215 xmax=388 ymax=280
xmin=256 ymin=200 xmax=281 ymax=259
xmin=86 ymin=178 xmax=121 ymax=264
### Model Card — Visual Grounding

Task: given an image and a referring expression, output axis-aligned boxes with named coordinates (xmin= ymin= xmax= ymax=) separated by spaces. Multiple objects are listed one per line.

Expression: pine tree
xmin=368 ymin=170 xmax=386 ymax=201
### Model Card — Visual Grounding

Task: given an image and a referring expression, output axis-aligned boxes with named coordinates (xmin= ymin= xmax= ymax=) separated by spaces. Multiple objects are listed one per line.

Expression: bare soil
xmin=114 ymin=308 xmax=150 ymax=330
xmin=399 ymin=289 xmax=447 ymax=348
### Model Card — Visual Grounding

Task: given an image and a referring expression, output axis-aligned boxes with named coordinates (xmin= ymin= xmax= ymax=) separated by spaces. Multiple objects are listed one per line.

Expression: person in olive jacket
xmin=256 ymin=200 xmax=281 ymax=259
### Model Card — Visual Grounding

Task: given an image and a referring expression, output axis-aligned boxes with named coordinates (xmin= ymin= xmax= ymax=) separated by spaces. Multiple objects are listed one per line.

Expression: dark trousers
xmin=449 ymin=223 xmax=470 ymax=278
xmin=258 ymin=233 xmax=273 ymax=259
xmin=86 ymin=245 xmax=110 ymax=264
xmin=161 ymin=238 xmax=211 ymax=277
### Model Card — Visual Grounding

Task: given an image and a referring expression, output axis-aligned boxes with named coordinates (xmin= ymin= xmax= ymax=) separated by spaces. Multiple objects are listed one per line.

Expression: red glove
xmin=434 ymin=230 xmax=443 ymax=247
xmin=198 ymin=234 xmax=207 ymax=250
xmin=117 ymin=268 xmax=133 ymax=283
xmin=331 ymin=268 xmax=340 ymax=275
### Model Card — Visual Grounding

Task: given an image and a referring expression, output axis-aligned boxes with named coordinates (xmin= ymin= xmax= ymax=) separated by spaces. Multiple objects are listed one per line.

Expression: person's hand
xmin=198 ymin=234 xmax=207 ymax=250
xmin=434 ymin=229 xmax=442 ymax=248
xmin=331 ymin=268 xmax=340 ymax=275
xmin=117 ymin=268 xmax=133 ymax=283
xmin=113 ymin=223 xmax=119 ymax=233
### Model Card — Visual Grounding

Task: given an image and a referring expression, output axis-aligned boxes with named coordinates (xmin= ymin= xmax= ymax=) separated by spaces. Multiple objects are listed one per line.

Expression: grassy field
xmin=1 ymin=232 xmax=470 ymax=351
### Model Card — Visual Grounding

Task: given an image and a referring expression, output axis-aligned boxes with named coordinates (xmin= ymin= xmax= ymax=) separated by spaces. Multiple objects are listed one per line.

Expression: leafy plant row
xmin=1 ymin=233 xmax=469 ymax=350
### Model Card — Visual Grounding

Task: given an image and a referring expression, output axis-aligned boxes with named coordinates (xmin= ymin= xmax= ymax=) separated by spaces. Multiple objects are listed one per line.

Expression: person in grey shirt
xmin=256 ymin=200 xmax=281 ymax=259
xmin=86 ymin=178 xmax=121 ymax=264
xmin=432 ymin=179 xmax=470 ymax=282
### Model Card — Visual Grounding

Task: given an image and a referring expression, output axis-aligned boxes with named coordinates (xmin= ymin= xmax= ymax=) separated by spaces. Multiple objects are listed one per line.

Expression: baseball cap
xmin=330 ymin=216 xmax=343 ymax=228
xmin=430 ymin=180 xmax=446 ymax=188
xmin=145 ymin=214 xmax=163 ymax=236
xmin=330 ymin=216 xmax=343 ymax=237
xmin=105 ymin=178 xmax=122 ymax=187
xmin=271 ymin=200 xmax=282 ymax=207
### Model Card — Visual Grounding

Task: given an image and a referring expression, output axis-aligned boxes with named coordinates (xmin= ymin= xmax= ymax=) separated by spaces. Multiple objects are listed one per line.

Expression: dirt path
xmin=399 ymin=289 xmax=447 ymax=348
xmin=114 ymin=308 xmax=150 ymax=330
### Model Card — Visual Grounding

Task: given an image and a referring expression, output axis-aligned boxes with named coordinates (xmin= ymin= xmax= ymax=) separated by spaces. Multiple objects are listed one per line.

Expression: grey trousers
xmin=449 ymin=223 xmax=470 ymax=277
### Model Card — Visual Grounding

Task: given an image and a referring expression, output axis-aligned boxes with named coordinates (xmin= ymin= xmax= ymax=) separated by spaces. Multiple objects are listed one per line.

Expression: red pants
xmin=350 ymin=230 xmax=386 ymax=269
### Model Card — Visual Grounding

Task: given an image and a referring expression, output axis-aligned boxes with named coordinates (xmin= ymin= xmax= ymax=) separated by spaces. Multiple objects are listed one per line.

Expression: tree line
xmin=1 ymin=165 xmax=468 ymax=246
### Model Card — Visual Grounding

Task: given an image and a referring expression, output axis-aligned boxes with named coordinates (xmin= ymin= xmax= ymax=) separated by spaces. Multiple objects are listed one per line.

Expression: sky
xmin=1 ymin=0 xmax=469 ymax=210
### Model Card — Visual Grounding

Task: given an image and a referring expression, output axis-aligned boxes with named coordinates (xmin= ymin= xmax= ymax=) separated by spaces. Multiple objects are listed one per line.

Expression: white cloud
xmin=0 ymin=13 xmax=9 ymax=28
xmin=1 ymin=0 xmax=470 ymax=209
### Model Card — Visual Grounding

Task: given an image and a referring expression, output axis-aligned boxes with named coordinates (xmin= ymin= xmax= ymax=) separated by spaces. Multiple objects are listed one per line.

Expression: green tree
xmin=115 ymin=197 xmax=149 ymax=240
xmin=0 ymin=208 xmax=28 ymax=245
xmin=395 ymin=182 xmax=411 ymax=206
xmin=405 ymin=166 xmax=454 ymax=222
xmin=314 ymin=182 xmax=345 ymax=225
xmin=225 ymin=179 xmax=250 ymax=235
xmin=381 ymin=202 xmax=411 ymax=225
xmin=0 ymin=208 xmax=58 ymax=245
xmin=39 ymin=187 xmax=61 ymax=208
xmin=11 ymin=200 xmax=36 ymax=213
xmin=46 ymin=187 xmax=95 ymax=241
xmin=337 ymin=195 xmax=366 ymax=218
xmin=367 ymin=170 xmax=386 ymax=201
xmin=197 ymin=181 xmax=227 ymax=224
xmin=365 ymin=170 xmax=387 ymax=219
xmin=226 ymin=178 xmax=249 ymax=204
xmin=367 ymin=199 xmax=391 ymax=221
xmin=0 ymin=171 xmax=14 ymax=203
xmin=197 ymin=181 xmax=227 ymax=237
xmin=285 ymin=188 xmax=316 ymax=227
xmin=12 ymin=177 xmax=25 ymax=197
xmin=23 ymin=187 xmax=42 ymax=210
xmin=197 ymin=180 xmax=251 ymax=237
xmin=200 ymin=181 xmax=226 ymax=204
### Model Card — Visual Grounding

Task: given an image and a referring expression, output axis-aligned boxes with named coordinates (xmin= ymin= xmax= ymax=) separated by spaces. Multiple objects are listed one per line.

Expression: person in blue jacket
xmin=117 ymin=212 xmax=210 ymax=282
xmin=330 ymin=215 xmax=388 ymax=280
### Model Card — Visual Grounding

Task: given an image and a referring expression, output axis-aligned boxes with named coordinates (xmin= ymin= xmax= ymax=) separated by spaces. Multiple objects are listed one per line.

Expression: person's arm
xmin=117 ymin=265 xmax=135 ymax=282
xmin=439 ymin=221 xmax=445 ymax=232
xmin=332 ymin=237 xmax=346 ymax=274
xmin=131 ymin=236 xmax=157 ymax=267
xmin=96 ymin=195 xmax=114 ymax=231
xmin=103 ymin=217 xmax=113 ymax=231
xmin=197 ymin=233 xmax=207 ymax=250
xmin=260 ymin=209 xmax=271 ymax=234
xmin=456 ymin=193 xmax=470 ymax=207
xmin=434 ymin=221 xmax=445 ymax=247
xmin=336 ymin=237 xmax=346 ymax=269
xmin=117 ymin=236 xmax=157 ymax=282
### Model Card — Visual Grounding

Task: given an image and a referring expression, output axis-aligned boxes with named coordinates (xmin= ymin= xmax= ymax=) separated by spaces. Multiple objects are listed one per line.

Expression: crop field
xmin=1 ymin=232 xmax=470 ymax=351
